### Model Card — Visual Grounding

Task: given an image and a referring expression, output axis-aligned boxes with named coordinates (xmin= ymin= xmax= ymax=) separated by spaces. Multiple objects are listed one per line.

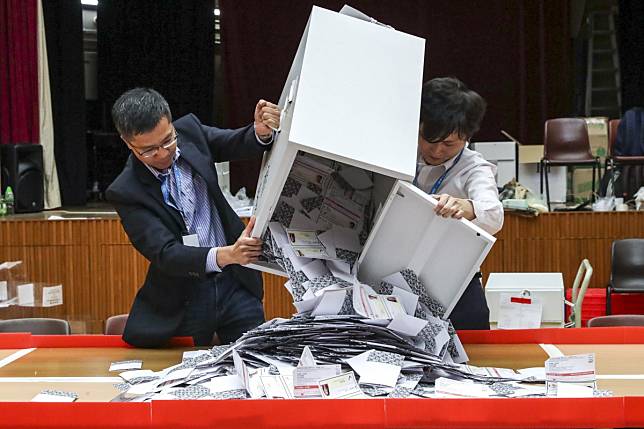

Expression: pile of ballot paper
xmin=106 ymin=326 xmax=615 ymax=401
xmin=33 ymin=344 xmax=606 ymax=401
xmin=109 ymin=317 xmax=554 ymax=401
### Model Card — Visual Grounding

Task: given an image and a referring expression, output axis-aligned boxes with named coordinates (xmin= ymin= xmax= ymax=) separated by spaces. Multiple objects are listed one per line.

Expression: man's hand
xmin=217 ymin=216 xmax=263 ymax=267
xmin=254 ymin=100 xmax=280 ymax=140
xmin=432 ymin=194 xmax=475 ymax=220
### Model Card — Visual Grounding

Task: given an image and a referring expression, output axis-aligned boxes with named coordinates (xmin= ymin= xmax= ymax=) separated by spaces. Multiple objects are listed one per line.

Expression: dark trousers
xmin=449 ymin=273 xmax=490 ymax=330
xmin=177 ymin=271 xmax=265 ymax=346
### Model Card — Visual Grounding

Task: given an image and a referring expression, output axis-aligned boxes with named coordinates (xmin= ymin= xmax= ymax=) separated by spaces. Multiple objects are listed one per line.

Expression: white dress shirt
xmin=415 ymin=146 xmax=504 ymax=235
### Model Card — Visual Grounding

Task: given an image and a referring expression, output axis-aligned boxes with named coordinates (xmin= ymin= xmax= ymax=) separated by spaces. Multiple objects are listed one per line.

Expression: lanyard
xmin=415 ymin=148 xmax=465 ymax=195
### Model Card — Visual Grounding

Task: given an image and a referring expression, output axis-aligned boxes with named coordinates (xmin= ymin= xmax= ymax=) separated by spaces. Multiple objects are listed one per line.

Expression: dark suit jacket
xmin=106 ymin=114 xmax=269 ymax=347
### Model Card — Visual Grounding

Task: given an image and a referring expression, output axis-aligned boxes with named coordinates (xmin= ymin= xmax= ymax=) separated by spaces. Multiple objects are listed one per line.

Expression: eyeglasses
xmin=128 ymin=128 xmax=177 ymax=158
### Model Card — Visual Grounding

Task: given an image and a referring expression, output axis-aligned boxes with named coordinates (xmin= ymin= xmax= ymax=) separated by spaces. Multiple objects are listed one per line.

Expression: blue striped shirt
xmin=144 ymin=127 xmax=273 ymax=272
xmin=146 ymin=147 xmax=226 ymax=272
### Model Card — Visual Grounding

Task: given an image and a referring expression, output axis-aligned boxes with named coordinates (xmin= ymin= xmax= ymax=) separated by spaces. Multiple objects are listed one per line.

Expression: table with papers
xmin=0 ymin=329 xmax=644 ymax=428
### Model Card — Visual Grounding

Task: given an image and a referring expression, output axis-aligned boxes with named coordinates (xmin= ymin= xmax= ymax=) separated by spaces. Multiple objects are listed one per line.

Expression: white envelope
xmin=311 ymin=289 xmax=346 ymax=316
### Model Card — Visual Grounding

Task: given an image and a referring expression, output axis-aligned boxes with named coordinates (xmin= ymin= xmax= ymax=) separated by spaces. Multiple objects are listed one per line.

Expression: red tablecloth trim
xmin=458 ymin=327 xmax=644 ymax=344
xmin=0 ymin=334 xmax=194 ymax=349
xmin=0 ymin=332 xmax=31 ymax=349
xmin=2 ymin=328 xmax=643 ymax=350
xmin=151 ymin=399 xmax=387 ymax=429
xmin=384 ymin=397 xmax=625 ymax=428
xmin=0 ymin=403 xmax=150 ymax=428
xmin=0 ymin=397 xmax=638 ymax=429
xmin=624 ymin=396 xmax=644 ymax=426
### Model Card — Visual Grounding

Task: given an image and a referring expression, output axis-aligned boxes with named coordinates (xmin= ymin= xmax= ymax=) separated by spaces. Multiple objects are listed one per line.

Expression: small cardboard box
xmin=0 ymin=261 xmax=26 ymax=305
xmin=518 ymin=145 xmax=544 ymax=164
xmin=585 ymin=117 xmax=609 ymax=160
xmin=16 ymin=282 xmax=64 ymax=307
xmin=571 ymin=117 xmax=607 ymax=201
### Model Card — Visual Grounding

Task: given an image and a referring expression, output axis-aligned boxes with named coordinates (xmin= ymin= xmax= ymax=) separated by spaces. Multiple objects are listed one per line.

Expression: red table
xmin=0 ymin=329 xmax=643 ymax=429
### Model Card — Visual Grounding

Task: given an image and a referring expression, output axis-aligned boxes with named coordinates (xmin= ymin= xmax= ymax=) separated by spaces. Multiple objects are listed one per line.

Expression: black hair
xmin=419 ymin=77 xmax=486 ymax=143
xmin=111 ymin=88 xmax=172 ymax=140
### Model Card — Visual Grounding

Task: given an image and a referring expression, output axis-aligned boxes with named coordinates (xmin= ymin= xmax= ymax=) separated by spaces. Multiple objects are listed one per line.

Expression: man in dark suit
xmin=106 ymin=88 xmax=280 ymax=348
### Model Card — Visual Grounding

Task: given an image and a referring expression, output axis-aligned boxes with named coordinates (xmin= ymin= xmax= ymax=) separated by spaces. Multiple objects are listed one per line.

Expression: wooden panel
xmin=262 ymin=272 xmax=294 ymax=320
xmin=0 ymin=212 xmax=642 ymax=333
xmin=481 ymin=212 xmax=644 ymax=289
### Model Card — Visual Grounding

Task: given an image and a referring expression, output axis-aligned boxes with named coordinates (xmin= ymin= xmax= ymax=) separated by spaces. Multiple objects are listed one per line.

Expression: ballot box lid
xmin=357 ymin=181 xmax=496 ymax=316
xmin=287 ymin=6 xmax=424 ymax=180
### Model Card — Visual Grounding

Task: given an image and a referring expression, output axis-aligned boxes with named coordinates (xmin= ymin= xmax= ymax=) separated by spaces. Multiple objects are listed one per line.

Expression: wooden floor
xmin=0 ymin=211 xmax=642 ymax=333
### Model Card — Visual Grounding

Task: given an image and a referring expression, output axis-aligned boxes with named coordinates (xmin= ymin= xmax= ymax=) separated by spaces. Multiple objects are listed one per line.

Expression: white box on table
xmin=485 ymin=272 xmax=565 ymax=327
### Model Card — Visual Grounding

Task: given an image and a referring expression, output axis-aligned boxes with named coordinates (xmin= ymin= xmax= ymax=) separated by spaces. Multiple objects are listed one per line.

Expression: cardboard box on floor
xmin=571 ymin=118 xmax=608 ymax=201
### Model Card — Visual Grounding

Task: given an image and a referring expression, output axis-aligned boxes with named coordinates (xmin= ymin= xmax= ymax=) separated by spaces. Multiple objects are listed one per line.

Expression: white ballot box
xmin=485 ymin=273 xmax=565 ymax=328
xmin=249 ymin=6 xmax=496 ymax=316
xmin=470 ymin=141 xmax=516 ymax=187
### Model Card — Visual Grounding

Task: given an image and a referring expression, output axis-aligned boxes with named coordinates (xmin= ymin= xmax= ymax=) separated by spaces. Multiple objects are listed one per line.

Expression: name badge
xmin=182 ymin=234 xmax=199 ymax=247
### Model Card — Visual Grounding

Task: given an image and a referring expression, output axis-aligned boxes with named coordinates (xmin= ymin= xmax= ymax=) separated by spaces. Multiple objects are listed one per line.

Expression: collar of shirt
xmin=143 ymin=146 xmax=182 ymax=181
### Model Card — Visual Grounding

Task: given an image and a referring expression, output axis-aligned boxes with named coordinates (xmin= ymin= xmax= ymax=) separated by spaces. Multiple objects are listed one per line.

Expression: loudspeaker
xmin=0 ymin=144 xmax=44 ymax=213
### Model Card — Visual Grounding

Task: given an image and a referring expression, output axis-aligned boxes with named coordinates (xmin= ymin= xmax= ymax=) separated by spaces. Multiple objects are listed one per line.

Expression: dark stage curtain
xmin=0 ymin=0 xmax=38 ymax=145
xmin=220 ymin=0 xmax=572 ymax=194
xmin=618 ymin=0 xmax=644 ymax=111
xmin=97 ymin=0 xmax=215 ymax=126
xmin=42 ymin=0 xmax=87 ymax=206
